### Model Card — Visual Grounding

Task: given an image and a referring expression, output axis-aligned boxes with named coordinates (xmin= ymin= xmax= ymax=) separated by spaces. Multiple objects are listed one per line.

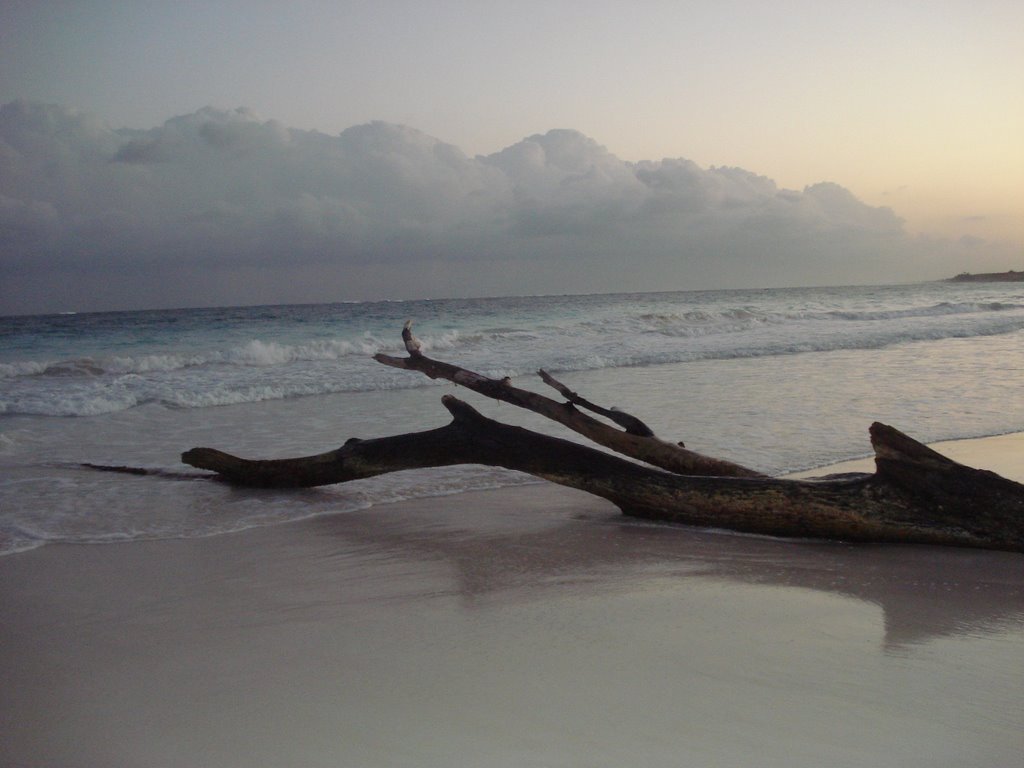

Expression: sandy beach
xmin=3 ymin=436 xmax=1023 ymax=767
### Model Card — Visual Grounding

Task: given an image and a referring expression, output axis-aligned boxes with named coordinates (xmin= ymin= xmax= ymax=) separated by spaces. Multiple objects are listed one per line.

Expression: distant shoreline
xmin=947 ymin=269 xmax=1024 ymax=282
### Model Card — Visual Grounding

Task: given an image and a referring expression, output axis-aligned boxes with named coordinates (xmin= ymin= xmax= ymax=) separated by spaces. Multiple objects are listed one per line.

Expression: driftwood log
xmin=182 ymin=325 xmax=1024 ymax=553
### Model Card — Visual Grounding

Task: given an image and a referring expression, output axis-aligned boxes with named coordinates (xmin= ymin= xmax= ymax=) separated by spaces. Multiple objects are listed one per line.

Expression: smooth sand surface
xmin=2 ymin=438 xmax=1023 ymax=767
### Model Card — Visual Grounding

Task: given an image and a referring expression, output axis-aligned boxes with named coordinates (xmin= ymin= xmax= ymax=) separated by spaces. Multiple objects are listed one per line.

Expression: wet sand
xmin=2 ymin=439 xmax=1023 ymax=767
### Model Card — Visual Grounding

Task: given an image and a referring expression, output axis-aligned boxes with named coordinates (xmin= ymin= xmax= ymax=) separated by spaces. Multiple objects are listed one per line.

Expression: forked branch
xmin=374 ymin=322 xmax=761 ymax=478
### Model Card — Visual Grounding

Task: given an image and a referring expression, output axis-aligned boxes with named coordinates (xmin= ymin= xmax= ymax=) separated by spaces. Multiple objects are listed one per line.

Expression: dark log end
xmin=613 ymin=409 xmax=656 ymax=438
xmin=181 ymin=447 xmax=237 ymax=473
xmin=441 ymin=394 xmax=484 ymax=423
xmin=868 ymin=422 xmax=1024 ymax=549
xmin=870 ymin=422 xmax=956 ymax=469
xmin=373 ymin=353 xmax=409 ymax=369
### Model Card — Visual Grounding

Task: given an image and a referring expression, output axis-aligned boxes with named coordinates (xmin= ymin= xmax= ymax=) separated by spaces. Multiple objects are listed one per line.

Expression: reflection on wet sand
xmin=311 ymin=485 xmax=1024 ymax=649
xmin=4 ymin=483 xmax=1022 ymax=768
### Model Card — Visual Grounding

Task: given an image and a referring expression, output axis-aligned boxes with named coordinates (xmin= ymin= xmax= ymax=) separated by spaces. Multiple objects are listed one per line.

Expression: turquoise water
xmin=2 ymin=281 xmax=1023 ymax=554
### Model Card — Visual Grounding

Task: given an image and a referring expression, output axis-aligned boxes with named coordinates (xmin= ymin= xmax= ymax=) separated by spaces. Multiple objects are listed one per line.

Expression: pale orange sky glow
xmin=1 ymin=1 xmax=1021 ymax=312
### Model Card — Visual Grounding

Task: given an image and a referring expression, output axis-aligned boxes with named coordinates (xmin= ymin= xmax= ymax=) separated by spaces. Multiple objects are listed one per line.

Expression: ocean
xmin=2 ymin=281 xmax=1023 ymax=556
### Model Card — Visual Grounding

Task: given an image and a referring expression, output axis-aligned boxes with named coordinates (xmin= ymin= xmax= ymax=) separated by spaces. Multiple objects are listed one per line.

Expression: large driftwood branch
xmin=182 ymin=395 xmax=1024 ymax=552
xmin=374 ymin=322 xmax=761 ymax=478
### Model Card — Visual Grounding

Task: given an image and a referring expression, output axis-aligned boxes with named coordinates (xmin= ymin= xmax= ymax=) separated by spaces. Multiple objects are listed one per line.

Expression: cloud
xmin=0 ymin=99 xmax=1017 ymax=314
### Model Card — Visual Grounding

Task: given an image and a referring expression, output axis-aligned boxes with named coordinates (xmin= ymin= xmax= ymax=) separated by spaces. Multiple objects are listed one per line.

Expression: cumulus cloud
xmin=0 ymin=99 xmax=1015 ymax=314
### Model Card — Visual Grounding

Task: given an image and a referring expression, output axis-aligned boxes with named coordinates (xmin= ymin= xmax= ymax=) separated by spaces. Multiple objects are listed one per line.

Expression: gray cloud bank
xmin=0 ymin=100 xmax=1013 ymax=314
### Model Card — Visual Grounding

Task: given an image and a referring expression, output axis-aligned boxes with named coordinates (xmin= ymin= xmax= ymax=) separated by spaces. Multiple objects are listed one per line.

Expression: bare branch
xmin=538 ymin=369 xmax=656 ymax=437
xmin=375 ymin=325 xmax=761 ymax=478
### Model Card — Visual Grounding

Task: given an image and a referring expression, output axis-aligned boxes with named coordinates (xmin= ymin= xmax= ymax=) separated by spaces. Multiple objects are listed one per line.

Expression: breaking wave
xmin=2 ymin=286 xmax=1023 ymax=417
xmin=0 ymin=330 xmax=465 ymax=380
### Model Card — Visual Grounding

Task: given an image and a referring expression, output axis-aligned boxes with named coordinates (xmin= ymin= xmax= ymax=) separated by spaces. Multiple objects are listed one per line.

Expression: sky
xmin=1 ymin=0 xmax=1021 ymax=314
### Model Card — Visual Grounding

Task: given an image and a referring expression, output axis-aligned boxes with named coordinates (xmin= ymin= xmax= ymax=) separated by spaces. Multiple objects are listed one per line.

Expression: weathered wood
xmin=181 ymin=395 xmax=1024 ymax=552
xmin=374 ymin=322 xmax=761 ymax=478
xmin=537 ymin=369 xmax=656 ymax=437
xmin=176 ymin=324 xmax=1024 ymax=552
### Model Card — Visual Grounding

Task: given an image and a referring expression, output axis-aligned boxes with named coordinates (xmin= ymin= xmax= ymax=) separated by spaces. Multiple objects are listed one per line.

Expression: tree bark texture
xmin=182 ymin=395 xmax=1024 ymax=552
